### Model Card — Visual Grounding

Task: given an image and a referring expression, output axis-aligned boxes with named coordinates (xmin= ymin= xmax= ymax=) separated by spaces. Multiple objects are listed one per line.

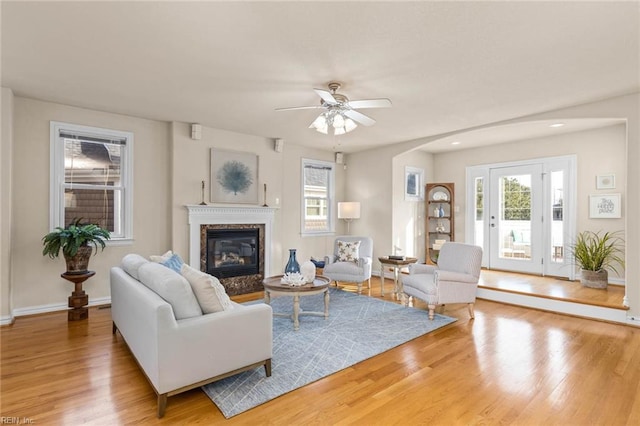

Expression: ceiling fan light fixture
xmin=344 ymin=118 xmax=357 ymax=133
xmin=280 ymin=82 xmax=390 ymax=136
xmin=332 ymin=113 xmax=345 ymax=128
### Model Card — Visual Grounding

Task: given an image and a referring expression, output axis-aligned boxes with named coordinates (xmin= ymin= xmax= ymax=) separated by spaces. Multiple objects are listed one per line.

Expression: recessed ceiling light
xmin=451 ymin=141 xmax=461 ymax=145
xmin=549 ymin=123 xmax=565 ymax=128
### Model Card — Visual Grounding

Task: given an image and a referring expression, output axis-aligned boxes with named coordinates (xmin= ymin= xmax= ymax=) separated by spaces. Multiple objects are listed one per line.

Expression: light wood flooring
xmin=2 ymin=276 xmax=640 ymax=425
xmin=478 ymin=269 xmax=627 ymax=310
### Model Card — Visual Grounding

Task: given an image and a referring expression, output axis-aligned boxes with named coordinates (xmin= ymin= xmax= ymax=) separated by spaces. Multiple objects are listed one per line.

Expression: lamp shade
xmin=338 ymin=202 xmax=361 ymax=220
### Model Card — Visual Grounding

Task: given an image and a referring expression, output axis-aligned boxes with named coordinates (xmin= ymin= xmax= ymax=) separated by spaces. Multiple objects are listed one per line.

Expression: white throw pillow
xmin=149 ymin=250 xmax=173 ymax=263
xmin=337 ymin=240 xmax=361 ymax=262
xmin=121 ymin=253 xmax=149 ymax=280
xmin=137 ymin=262 xmax=203 ymax=320
xmin=180 ymin=264 xmax=234 ymax=313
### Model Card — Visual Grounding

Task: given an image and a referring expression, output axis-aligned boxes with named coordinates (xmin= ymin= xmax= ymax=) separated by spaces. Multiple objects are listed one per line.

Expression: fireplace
xmin=206 ymin=228 xmax=259 ymax=278
xmin=187 ymin=205 xmax=276 ymax=296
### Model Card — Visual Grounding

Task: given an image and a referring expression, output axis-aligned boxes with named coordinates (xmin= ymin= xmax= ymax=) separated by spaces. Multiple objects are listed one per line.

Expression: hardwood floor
xmin=478 ymin=269 xmax=627 ymax=309
xmin=2 ymin=277 xmax=640 ymax=425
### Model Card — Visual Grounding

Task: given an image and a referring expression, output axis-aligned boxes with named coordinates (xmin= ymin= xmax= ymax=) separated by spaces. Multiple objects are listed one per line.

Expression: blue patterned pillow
xmin=161 ymin=253 xmax=184 ymax=273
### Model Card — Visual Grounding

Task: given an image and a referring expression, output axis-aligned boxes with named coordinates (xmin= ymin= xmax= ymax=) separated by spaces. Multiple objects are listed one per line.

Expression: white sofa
xmin=110 ymin=255 xmax=273 ymax=417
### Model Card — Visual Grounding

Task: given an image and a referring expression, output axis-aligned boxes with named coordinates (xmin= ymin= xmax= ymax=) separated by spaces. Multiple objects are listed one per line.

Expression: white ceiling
xmin=2 ymin=1 xmax=638 ymax=153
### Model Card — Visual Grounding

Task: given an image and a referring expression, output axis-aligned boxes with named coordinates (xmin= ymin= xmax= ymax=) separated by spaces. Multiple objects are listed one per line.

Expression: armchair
xmin=323 ymin=236 xmax=373 ymax=294
xmin=401 ymin=242 xmax=483 ymax=320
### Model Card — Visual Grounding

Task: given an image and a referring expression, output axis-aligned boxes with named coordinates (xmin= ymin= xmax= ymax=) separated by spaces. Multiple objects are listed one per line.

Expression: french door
xmin=466 ymin=156 xmax=576 ymax=278
xmin=489 ymin=164 xmax=543 ymax=274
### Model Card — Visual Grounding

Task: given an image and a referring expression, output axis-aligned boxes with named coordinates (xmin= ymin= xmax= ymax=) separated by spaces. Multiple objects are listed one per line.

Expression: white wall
xmin=433 ymin=124 xmax=626 ymax=245
xmin=2 ymin=100 xmax=346 ymax=319
xmin=348 ymin=93 xmax=639 ymax=318
xmin=169 ymin=122 xmax=343 ymax=273
xmin=1 ymin=88 xmax=14 ymax=322
xmin=8 ymin=97 xmax=172 ymax=315
xmin=392 ymin=150 xmax=433 ymax=261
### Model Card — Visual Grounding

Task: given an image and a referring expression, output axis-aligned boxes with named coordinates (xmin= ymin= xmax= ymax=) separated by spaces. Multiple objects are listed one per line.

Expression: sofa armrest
xmin=357 ymin=256 xmax=372 ymax=268
xmin=435 ymin=270 xmax=478 ymax=284
xmin=156 ymin=303 xmax=273 ymax=394
xmin=324 ymin=255 xmax=337 ymax=265
xmin=409 ymin=263 xmax=437 ymax=275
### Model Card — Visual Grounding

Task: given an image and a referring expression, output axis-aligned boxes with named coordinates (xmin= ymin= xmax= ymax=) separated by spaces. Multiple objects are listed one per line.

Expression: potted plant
xmin=42 ymin=218 xmax=111 ymax=274
xmin=571 ymin=230 xmax=624 ymax=289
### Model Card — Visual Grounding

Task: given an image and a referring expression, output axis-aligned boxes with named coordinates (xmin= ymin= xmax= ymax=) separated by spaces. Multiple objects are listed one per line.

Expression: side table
xmin=378 ymin=257 xmax=418 ymax=299
xmin=61 ymin=271 xmax=95 ymax=321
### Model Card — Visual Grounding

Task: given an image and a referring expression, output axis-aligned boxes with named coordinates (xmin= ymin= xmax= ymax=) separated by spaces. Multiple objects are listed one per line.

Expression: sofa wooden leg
xmin=264 ymin=359 xmax=272 ymax=377
xmin=357 ymin=282 xmax=362 ymax=294
xmin=157 ymin=393 xmax=167 ymax=418
xmin=112 ymin=321 xmax=117 ymax=335
xmin=468 ymin=303 xmax=475 ymax=319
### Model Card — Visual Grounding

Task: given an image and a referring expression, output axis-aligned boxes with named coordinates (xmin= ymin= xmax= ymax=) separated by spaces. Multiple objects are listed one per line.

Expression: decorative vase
xmin=580 ymin=269 xmax=608 ymax=289
xmin=438 ymin=204 xmax=445 ymax=218
xmin=300 ymin=260 xmax=316 ymax=283
xmin=284 ymin=249 xmax=300 ymax=274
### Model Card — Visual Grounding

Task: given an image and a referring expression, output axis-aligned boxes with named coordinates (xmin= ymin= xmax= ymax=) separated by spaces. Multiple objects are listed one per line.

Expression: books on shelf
xmin=432 ymin=239 xmax=447 ymax=251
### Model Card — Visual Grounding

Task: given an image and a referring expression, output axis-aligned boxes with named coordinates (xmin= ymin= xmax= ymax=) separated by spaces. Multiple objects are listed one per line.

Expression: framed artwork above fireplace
xmin=210 ymin=148 xmax=259 ymax=204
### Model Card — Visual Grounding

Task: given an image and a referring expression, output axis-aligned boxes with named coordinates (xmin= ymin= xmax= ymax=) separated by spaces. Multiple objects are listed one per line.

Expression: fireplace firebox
xmin=206 ymin=228 xmax=259 ymax=279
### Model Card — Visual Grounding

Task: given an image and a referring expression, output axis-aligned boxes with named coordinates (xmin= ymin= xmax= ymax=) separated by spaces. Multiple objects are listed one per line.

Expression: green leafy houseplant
xmin=42 ymin=218 xmax=111 ymax=273
xmin=571 ymin=230 xmax=624 ymax=288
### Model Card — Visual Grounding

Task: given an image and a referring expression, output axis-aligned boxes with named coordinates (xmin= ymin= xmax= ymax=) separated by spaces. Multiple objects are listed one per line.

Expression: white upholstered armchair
xmin=401 ymin=242 xmax=483 ymax=320
xmin=323 ymin=236 xmax=373 ymax=294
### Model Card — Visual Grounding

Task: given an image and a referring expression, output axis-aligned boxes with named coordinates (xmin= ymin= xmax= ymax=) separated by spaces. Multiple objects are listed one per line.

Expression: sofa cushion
xmin=137 ymin=262 xmax=202 ymax=320
xmin=161 ymin=253 xmax=184 ymax=273
xmin=121 ymin=253 xmax=149 ymax=280
xmin=337 ymin=240 xmax=361 ymax=262
xmin=180 ymin=264 xmax=234 ymax=313
xmin=149 ymin=250 xmax=173 ymax=263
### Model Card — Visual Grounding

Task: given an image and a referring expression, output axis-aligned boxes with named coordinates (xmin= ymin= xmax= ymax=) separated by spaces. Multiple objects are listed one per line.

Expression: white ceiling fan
xmin=276 ymin=82 xmax=392 ymax=135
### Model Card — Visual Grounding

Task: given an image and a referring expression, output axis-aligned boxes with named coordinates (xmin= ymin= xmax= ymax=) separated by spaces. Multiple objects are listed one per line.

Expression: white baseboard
xmin=10 ymin=297 xmax=111 ymax=319
xmin=1 ymin=315 xmax=15 ymax=326
xmin=477 ymin=287 xmax=629 ymax=324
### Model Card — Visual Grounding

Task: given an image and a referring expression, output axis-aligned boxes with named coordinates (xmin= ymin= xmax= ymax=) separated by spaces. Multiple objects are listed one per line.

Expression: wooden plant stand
xmin=61 ymin=271 xmax=95 ymax=321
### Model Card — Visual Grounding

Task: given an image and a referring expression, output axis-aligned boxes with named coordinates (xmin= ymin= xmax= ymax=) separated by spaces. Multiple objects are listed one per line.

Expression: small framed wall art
xmin=596 ymin=174 xmax=615 ymax=190
xmin=589 ymin=193 xmax=621 ymax=219
xmin=405 ymin=166 xmax=424 ymax=201
xmin=210 ymin=148 xmax=259 ymax=204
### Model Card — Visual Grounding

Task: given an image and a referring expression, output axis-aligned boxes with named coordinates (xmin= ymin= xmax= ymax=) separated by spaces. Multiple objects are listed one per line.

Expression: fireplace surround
xmin=187 ymin=205 xmax=277 ymax=295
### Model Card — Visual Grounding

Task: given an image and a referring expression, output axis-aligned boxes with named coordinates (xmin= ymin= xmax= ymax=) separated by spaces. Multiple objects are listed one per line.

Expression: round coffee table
xmin=263 ymin=275 xmax=331 ymax=331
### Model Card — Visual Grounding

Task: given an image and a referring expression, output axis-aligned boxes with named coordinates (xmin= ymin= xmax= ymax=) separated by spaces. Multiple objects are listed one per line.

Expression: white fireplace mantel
xmin=186 ymin=205 xmax=277 ymax=276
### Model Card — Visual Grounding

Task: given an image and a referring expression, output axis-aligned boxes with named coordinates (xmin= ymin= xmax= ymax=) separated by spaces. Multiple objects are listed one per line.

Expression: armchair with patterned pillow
xmin=323 ymin=236 xmax=373 ymax=294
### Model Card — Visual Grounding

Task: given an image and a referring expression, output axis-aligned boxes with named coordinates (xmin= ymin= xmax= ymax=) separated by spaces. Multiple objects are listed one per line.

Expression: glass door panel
xmin=489 ymin=165 xmax=543 ymax=274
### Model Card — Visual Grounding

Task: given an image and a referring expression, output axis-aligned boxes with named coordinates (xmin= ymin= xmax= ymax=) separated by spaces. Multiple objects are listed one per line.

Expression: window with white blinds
xmin=50 ymin=122 xmax=133 ymax=241
xmin=301 ymin=159 xmax=335 ymax=235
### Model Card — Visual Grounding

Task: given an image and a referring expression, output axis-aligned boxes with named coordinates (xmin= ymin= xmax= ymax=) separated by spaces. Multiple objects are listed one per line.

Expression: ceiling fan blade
xmin=275 ymin=105 xmax=324 ymax=111
xmin=347 ymin=98 xmax=392 ymax=109
xmin=314 ymin=88 xmax=338 ymax=105
xmin=344 ymin=109 xmax=376 ymax=126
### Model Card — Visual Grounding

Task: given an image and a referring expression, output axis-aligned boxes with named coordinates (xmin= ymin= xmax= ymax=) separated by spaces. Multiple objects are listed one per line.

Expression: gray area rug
xmin=202 ymin=287 xmax=456 ymax=418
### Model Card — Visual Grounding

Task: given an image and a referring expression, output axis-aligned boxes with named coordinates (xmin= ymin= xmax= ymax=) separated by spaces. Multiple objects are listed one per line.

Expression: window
xmin=301 ymin=159 xmax=335 ymax=235
xmin=50 ymin=122 xmax=133 ymax=241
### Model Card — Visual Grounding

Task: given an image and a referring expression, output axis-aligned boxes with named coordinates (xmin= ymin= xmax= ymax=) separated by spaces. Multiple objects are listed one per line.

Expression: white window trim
xmin=49 ymin=121 xmax=134 ymax=243
xmin=301 ymin=158 xmax=335 ymax=236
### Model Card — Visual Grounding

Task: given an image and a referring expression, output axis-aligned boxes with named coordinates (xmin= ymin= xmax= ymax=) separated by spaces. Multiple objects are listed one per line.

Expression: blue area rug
xmin=202 ymin=287 xmax=456 ymax=418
